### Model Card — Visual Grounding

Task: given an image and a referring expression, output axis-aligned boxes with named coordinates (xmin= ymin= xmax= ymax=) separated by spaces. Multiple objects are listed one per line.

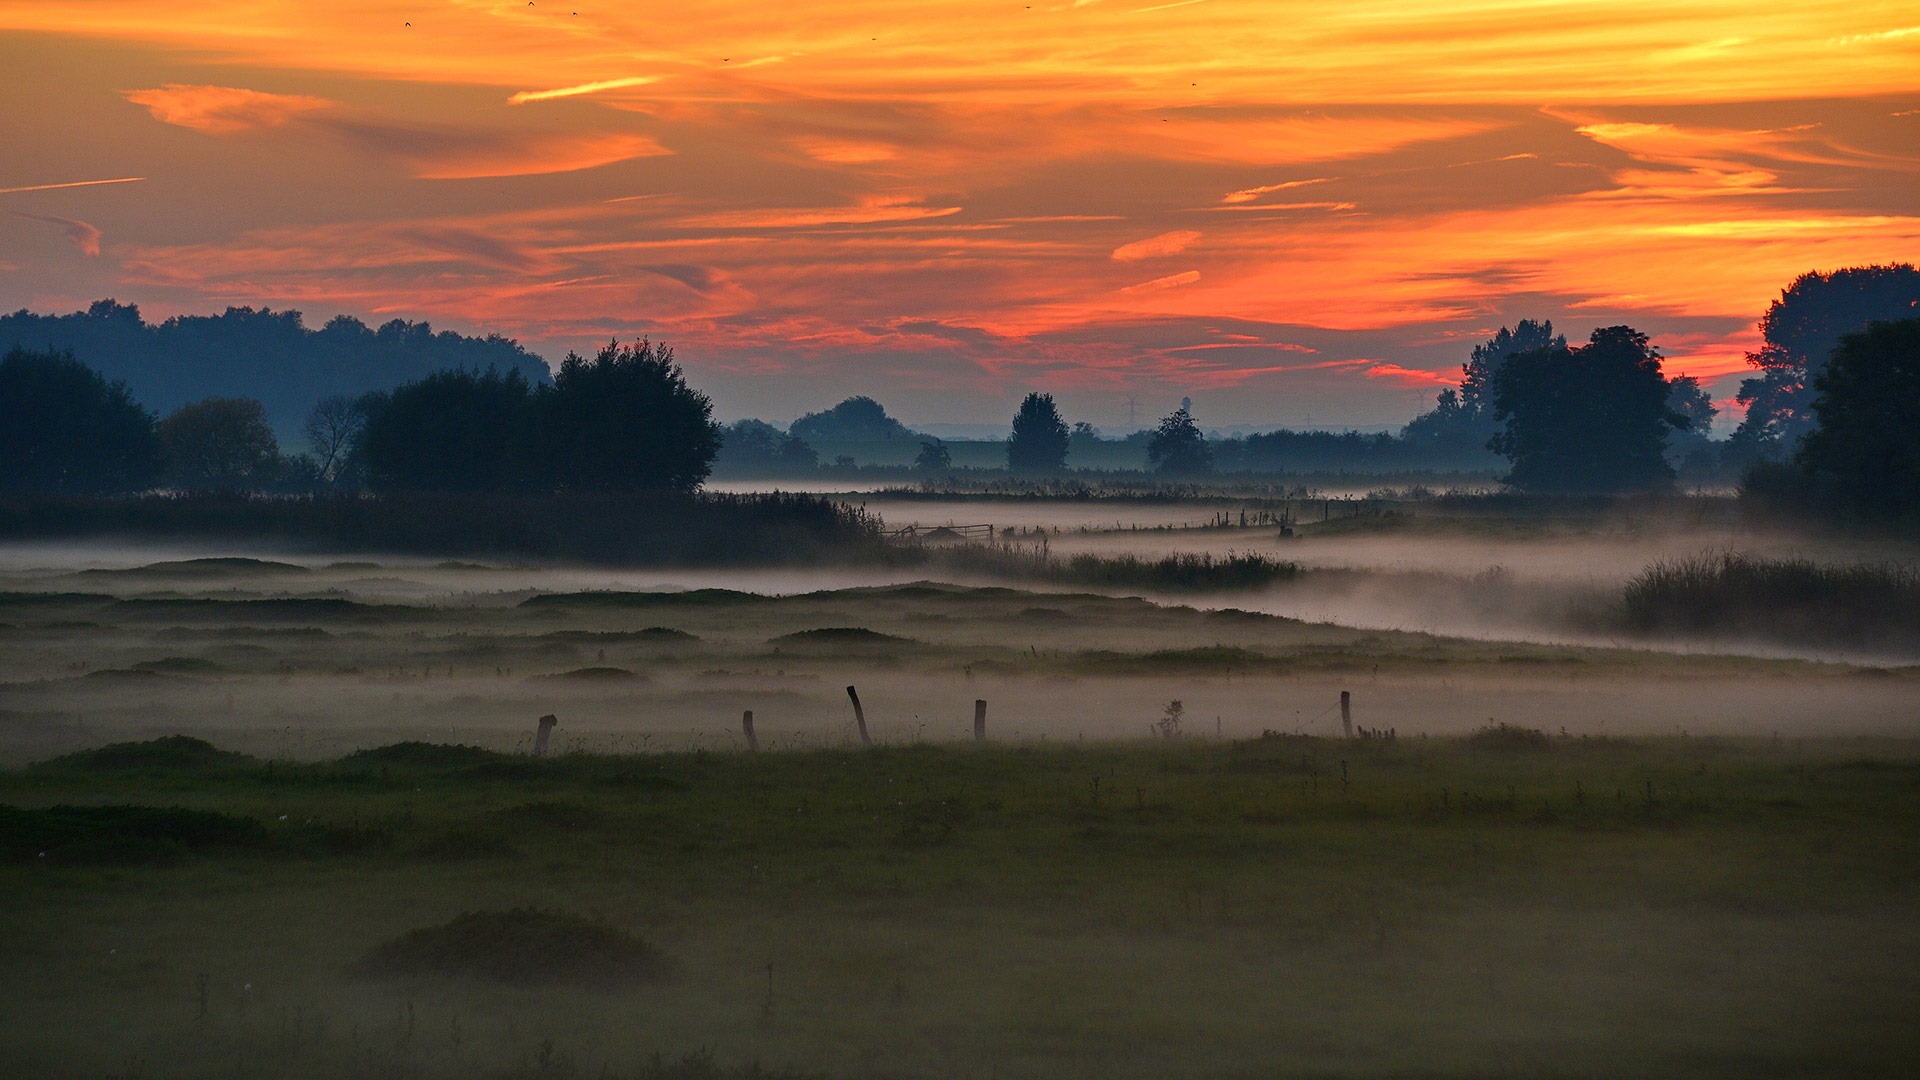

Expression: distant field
xmin=2 ymin=733 xmax=1916 ymax=1078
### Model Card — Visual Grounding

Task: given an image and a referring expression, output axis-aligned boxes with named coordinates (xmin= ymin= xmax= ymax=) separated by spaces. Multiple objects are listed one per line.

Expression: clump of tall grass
xmin=933 ymin=543 xmax=1298 ymax=592
xmin=1623 ymin=552 xmax=1920 ymax=647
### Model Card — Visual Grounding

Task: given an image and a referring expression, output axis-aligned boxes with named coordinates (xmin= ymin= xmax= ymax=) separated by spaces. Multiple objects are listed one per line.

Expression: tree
xmin=1147 ymin=406 xmax=1213 ymax=476
xmin=914 ymin=439 xmax=952 ymax=473
xmin=1489 ymin=326 xmax=1681 ymax=492
xmin=714 ymin=419 xmax=819 ymax=475
xmin=538 ymin=339 xmax=720 ymax=493
xmin=361 ymin=368 xmax=534 ymax=493
xmin=0 ymin=347 xmax=162 ymax=495
xmin=1793 ymin=318 xmax=1920 ymax=520
xmin=1664 ymin=375 xmax=1719 ymax=477
xmin=1734 ymin=264 xmax=1920 ymax=449
xmin=789 ymin=396 xmax=913 ymax=445
xmin=1403 ymin=320 xmax=1563 ymax=464
xmin=1006 ymin=392 xmax=1069 ymax=473
xmin=159 ymin=397 xmax=283 ymax=490
xmin=305 ymin=394 xmax=367 ymax=484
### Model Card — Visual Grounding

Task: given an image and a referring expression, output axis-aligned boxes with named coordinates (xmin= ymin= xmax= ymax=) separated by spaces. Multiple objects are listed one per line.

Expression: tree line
xmin=1 ymin=340 xmax=719 ymax=496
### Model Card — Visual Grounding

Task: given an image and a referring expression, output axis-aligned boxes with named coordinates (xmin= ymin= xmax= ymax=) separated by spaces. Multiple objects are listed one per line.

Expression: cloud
xmin=1358 ymin=362 xmax=1453 ymax=388
xmin=1222 ymin=178 xmax=1331 ymax=204
xmin=325 ymin=120 xmax=672 ymax=179
xmin=391 ymin=227 xmax=552 ymax=272
xmin=1111 ymin=230 xmax=1201 ymax=261
xmin=1119 ymin=270 xmax=1201 ymax=293
xmin=9 ymin=211 xmax=102 ymax=255
xmin=123 ymin=84 xmax=331 ymax=135
xmin=670 ymin=196 xmax=962 ymax=230
xmin=508 ymin=76 xmax=662 ymax=105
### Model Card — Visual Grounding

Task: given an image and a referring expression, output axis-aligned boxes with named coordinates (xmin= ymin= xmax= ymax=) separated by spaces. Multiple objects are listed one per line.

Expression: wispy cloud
xmin=9 ymin=211 xmax=102 ymax=255
xmin=1111 ymin=230 xmax=1201 ymax=261
xmin=507 ymin=76 xmax=662 ymax=105
xmin=123 ymin=84 xmax=331 ymax=134
xmin=1119 ymin=270 xmax=1200 ymax=293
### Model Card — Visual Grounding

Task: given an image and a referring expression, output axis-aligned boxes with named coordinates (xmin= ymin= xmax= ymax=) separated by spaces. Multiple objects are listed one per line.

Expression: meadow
xmin=2 ymin=493 xmax=1917 ymax=1078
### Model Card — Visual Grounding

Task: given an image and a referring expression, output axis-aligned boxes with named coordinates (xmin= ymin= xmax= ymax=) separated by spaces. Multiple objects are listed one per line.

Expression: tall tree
xmin=538 ymin=339 xmax=721 ymax=493
xmin=1490 ymin=326 xmax=1681 ymax=492
xmin=305 ymin=394 xmax=366 ymax=484
xmin=1794 ymin=318 xmax=1920 ymax=521
xmin=159 ymin=397 xmax=283 ymax=491
xmin=1006 ymin=392 xmax=1070 ymax=474
xmin=360 ymin=368 xmax=534 ymax=493
xmin=0 ymin=347 xmax=162 ymax=495
xmin=789 ymin=396 xmax=913 ymax=445
xmin=1734 ymin=264 xmax=1920 ymax=449
xmin=1403 ymin=320 xmax=1563 ymax=464
xmin=1147 ymin=406 xmax=1213 ymax=476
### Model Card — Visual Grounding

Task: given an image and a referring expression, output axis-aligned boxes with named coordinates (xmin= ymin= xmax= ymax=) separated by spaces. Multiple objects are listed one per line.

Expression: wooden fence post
xmin=974 ymin=699 xmax=987 ymax=742
xmin=1339 ymin=692 xmax=1352 ymax=738
xmin=534 ymin=714 xmax=557 ymax=756
xmin=846 ymin=685 xmax=873 ymax=746
xmin=742 ymin=710 xmax=758 ymax=752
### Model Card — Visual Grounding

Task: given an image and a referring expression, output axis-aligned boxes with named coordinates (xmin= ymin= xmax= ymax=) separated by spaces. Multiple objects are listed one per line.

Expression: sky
xmin=1 ymin=3 xmax=1916 ymax=433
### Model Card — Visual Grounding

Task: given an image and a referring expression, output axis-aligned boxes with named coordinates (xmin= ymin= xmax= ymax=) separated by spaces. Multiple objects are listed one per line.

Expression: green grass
xmin=933 ymin=543 xmax=1300 ymax=591
xmin=3 ymin=734 xmax=1917 ymax=1078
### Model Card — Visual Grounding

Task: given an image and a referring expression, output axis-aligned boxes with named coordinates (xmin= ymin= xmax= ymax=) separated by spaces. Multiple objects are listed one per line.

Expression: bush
xmin=356 ymin=908 xmax=677 ymax=987
xmin=1623 ymin=552 xmax=1920 ymax=647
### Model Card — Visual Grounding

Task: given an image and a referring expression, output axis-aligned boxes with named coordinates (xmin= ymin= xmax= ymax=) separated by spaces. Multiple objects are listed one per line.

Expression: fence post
xmin=1340 ymin=692 xmax=1352 ymax=738
xmin=533 ymin=714 xmax=557 ymax=756
xmin=846 ymin=686 xmax=873 ymax=746
xmin=974 ymin=699 xmax=987 ymax=742
xmin=742 ymin=710 xmax=758 ymax=752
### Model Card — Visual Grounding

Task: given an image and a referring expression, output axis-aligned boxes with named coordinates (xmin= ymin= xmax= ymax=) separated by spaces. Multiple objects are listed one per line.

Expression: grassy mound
xmin=538 ymin=666 xmax=647 ymax=681
xmin=356 ymin=908 xmax=677 ymax=988
xmin=340 ymin=742 xmax=505 ymax=768
xmin=771 ymin=627 xmax=913 ymax=645
xmin=0 ymin=804 xmax=269 ymax=865
xmin=37 ymin=735 xmax=256 ymax=773
xmin=521 ymin=589 xmax=767 ymax=609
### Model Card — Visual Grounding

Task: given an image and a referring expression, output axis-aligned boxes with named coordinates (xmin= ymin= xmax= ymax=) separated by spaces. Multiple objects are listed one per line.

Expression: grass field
xmin=2 ymin=733 xmax=1917 ymax=1079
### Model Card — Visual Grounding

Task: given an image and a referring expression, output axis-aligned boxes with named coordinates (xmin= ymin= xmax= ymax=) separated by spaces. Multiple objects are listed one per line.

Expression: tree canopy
xmin=790 ymin=396 xmax=914 ymax=444
xmin=1734 ymin=264 xmax=1920 ymax=450
xmin=360 ymin=368 xmax=535 ymax=493
xmin=1147 ymin=406 xmax=1213 ymax=476
xmin=0 ymin=300 xmax=550 ymax=435
xmin=714 ymin=419 xmax=819 ymax=475
xmin=1006 ymin=392 xmax=1070 ymax=473
xmin=1489 ymin=326 xmax=1681 ymax=492
xmin=159 ymin=397 xmax=283 ymax=491
xmin=0 ymin=347 xmax=162 ymax=495
xmin=1402 ymin=320 xmax=1561 ymax=466
xmin=1794 ymin=318 xmax=1920 ymax=521
xmin=538 ymin=340 xmax=720 ymax=493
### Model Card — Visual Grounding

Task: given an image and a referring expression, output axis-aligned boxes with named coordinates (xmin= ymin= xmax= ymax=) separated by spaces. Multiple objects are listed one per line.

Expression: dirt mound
xmin=356 ymin=908 xmax=677 ymax=987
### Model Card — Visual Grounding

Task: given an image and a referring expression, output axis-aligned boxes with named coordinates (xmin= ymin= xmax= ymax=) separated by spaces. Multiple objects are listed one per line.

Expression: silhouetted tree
xmin=159 ymin=397 xmax=283 ymax=490
xmin=0 ymin=347 xmax=162 ymax=494
xmin=305 ymin=394 xmax=366 ymax=484
xmin=1663 ymin=375 xmax=1719 ymax=478
xmin=0 ymin=301 xmax=550 ymax=433
xmin=361 ymin=368 xmax=534 ymax=493
xmin=1794 ymin=318 xmax=1920 ymax=521
xmin=914 ymin=439 xmax=952 ymax=473
xmin=790 ymin=396 xmax=913 ymax=444
xmin=1147 ymin=406 xmax=1213 ymax=476
xmin=1006 ymin=392 xmax=1070 ymax=473
xmin=715 ymin=419 xmax=819 ymax=475
xmin=1490 ymin=326 xmax=1681 ymax=492
xmin=1403 ymin=320 xmax=1562 ymax=464
xmin=537 ymin=340 xmax=720 ymax=493
xmin=1734 ymin=264 xmax=1920 ymax=451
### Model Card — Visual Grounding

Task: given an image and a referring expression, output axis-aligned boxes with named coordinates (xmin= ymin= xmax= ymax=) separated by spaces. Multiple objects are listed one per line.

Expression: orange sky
xmin=1 ymin=2 xmax=1916 ymax=430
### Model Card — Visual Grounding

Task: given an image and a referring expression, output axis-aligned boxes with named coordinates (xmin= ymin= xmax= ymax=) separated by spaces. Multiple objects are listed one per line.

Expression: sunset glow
xmin=1 ymin=1 xmax=1915 ymax=427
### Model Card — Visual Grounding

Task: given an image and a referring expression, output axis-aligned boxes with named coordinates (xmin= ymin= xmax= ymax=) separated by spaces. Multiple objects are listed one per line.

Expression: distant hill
xmin=0 ymin=300 xmax=552 ymax=438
